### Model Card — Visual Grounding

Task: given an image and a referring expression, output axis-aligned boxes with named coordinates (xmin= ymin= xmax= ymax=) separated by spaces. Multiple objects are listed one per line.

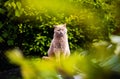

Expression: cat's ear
xmin=53 ymin=25 xmax=57 ymax=28
xmin=63 ymin=23 xmax=66 ymax=27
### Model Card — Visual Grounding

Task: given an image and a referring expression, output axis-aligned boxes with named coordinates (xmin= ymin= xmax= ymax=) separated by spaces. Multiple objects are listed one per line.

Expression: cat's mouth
xmin=56 ymin=33 xmax=63 ymax=37
xmin=59 ymin=32 xmax=64 ymax=37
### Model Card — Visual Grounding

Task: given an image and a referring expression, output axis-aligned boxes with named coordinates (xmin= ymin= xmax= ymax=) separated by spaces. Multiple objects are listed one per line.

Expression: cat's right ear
xmin=63 ymin=23 xmax=66 ymax=27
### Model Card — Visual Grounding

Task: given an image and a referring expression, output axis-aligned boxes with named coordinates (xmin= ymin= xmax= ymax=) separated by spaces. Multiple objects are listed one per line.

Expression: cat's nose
xmin=60 ymin=32 xmax=63 ymax=35
xmin=59 ymin=32 xmax=63 ymax=36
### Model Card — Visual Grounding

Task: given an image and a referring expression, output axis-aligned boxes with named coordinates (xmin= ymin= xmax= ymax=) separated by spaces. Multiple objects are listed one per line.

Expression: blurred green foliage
xmin=6 ymin=35 xmax=120 ymax=79
xmin=0 ymin=0 xmax=120 ymax=56
xmin=1 ymin=0 xmax=120 ymax=78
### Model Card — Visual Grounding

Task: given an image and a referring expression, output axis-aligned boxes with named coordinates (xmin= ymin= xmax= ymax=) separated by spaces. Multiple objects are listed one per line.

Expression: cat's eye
xmin=61 ymin=29 xmax=64 ymax=31
xmin=57 ymin=29 xmax=64 ymax=31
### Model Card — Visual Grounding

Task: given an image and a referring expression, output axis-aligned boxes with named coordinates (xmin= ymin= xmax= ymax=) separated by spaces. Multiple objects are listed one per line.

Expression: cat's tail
xmin=42 ymin=56 xmax=51 ymax=60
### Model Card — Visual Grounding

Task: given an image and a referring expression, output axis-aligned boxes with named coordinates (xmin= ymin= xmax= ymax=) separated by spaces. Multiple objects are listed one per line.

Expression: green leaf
xmin=7 ymin=40 xmax=14 ymax=45
xmin=16 ymin=2 xmax=21 ymax=10
xmin=2 ymin=33 xmax=8 ymax=38
xmin=0 ymin=37 xmax=4 ymax=43
xmin=15 ymin=9 xmax=20 ymax=17
xmin=0 ymin=8 xmax=5 ymax=14
xmin=11 ymin=2 xmax=16 ymax=9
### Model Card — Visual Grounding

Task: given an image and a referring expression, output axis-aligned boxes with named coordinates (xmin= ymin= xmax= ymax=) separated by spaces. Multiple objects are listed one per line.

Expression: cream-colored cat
xmin=48 ymin=24 xmax=70 ymax=58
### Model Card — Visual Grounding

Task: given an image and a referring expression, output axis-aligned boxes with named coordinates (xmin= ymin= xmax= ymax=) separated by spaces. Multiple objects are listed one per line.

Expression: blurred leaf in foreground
xmin=6 ymin=47 xmax=120 ymax=79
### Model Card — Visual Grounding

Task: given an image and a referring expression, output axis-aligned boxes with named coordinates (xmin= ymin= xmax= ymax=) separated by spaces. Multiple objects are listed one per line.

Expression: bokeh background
xmin=0 ymin=0 xmax=120 ymax=79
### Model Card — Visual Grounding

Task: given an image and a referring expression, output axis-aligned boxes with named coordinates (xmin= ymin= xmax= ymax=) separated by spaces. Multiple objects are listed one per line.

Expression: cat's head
xmin=54 ymin=24 xmax=67 ymax=38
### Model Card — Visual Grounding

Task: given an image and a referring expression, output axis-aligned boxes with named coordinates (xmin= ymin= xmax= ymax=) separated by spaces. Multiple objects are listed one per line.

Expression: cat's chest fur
xmin=54 ymin=38 xmax=66 ymax=49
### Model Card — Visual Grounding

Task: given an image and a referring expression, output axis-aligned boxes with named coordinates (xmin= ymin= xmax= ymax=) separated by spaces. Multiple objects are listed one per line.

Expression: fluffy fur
xmin=48 ymin=24 xmax=70 ymax=58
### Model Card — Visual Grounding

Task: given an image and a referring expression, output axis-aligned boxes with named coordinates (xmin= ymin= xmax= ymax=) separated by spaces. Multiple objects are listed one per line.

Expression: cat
xmin=43 ymin=24 xmax=70 ymax=60
xmin=48 ymin=24 xmax=70 ymax=58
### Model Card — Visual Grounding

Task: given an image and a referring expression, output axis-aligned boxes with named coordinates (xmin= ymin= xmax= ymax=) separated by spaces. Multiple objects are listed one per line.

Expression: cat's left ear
xmin=63 ymin=23 xmax=66 ymax=27
xmin=53 ymin=25 xmax=57 ymax=28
